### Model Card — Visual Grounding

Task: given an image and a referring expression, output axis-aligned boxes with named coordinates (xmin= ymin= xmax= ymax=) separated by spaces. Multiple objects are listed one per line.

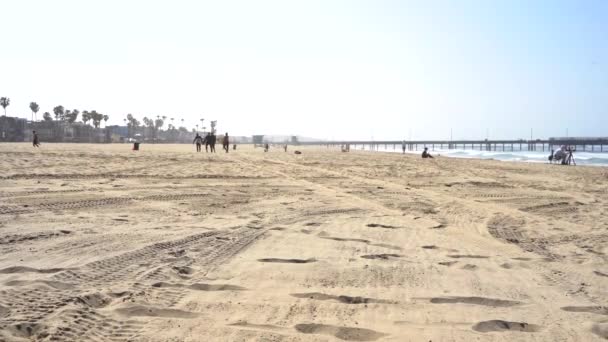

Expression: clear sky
xmin=1 ymin=0 xmax=606 ymax=140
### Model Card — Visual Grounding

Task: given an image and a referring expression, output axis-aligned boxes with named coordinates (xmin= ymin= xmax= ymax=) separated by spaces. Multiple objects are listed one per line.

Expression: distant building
xmin=252 ymin=135 xmax=264 ymax=147
xmin=0 ymin=116 xmax=27 ymax=142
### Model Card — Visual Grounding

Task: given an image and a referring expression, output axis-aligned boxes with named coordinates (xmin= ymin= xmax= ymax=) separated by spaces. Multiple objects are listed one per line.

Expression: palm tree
xmin=82 ymin=111 xmax=91 ymax=125
xmin=63 ymin=109 xmax=79 ymax=123
xmin=53 ymin=106 xmax=64 ymax=121
xmin=29 ymin=102 xmax=40 ymax=121
xmin=43 ymin=112 xmax=52 ymax=121
xmin=0 ymin=97 xmax=10 ymax=116
xmin=103 ymin=115 xmax=109 ymax=127
xmin=90 ymin=110 xmax=103 ymax=128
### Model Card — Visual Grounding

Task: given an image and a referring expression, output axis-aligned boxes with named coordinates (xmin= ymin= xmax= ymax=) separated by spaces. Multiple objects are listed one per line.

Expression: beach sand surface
xmin=1 ymin=143 xmax=607 ymax=341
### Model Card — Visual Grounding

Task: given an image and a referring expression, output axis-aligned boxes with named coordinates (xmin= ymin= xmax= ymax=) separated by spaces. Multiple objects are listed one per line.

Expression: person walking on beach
xmin=422 ymin=147 xmax=433 ymax=159
xmin=402 ymin=141 xmax=406 ymax=154
xmin=32 ymin=131 xmax=40 ymax=148
xmin=193 ymin=133 xmax=203 ymax=152
xmin=210 ymin=133 xmax=217 ymax=153
xmin=223 ymin=133 xmax=230 ymax=153
xmin=204 ymin=133 xmax=211 ymax=152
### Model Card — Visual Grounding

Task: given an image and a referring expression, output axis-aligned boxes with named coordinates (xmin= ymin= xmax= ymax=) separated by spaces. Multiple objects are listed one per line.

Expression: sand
xmin=0 ymin=143 xmax=607 ymax=341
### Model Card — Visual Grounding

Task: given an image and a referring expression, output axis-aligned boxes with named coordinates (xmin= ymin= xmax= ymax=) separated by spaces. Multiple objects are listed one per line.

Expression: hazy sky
xmin=1 ymin=0 xmax=606 ymax=140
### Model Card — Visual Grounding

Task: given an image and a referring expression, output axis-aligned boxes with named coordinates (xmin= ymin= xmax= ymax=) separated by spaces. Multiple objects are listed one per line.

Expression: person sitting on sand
xmin=193 ymin=133 xmax=203 ymax=152
xmin=422 ymin=147 xmax=433 ymax=159
xmin=32 ymin=130 xmax=40 ymax=148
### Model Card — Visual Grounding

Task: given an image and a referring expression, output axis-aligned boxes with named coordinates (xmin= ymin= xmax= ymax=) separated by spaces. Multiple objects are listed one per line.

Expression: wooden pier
xmin=298 ymin=138 xmax=608 ymax=153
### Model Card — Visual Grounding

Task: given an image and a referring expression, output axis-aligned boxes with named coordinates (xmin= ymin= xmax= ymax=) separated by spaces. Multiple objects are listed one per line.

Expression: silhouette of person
xmin=204 ymin=133 xmax=211 ymax=152
xmin=32 ymin=131 xmax=40 ymax=147
xmin=210 ymin=133 xmax=216 ymax=153
xmin=422 ymin=147 xmax=433 ymax=158
xmin=193 ymin=133 xmax=203 ymax=152
xmin=223 ymin=133 xmax=230 ymax=153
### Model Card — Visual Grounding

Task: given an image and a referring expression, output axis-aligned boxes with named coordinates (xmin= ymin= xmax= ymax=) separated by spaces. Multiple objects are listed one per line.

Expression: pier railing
xmin=297 ymin=139 xmax=608 ymax=152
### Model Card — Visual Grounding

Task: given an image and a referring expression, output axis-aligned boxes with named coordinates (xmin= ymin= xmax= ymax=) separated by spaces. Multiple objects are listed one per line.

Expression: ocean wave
xmin=367 ymin=147 xmax=608 ymax=166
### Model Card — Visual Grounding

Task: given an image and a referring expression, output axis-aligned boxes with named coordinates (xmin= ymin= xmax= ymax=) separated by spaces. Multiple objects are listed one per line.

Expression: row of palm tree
xmin=2 ymin=96 xmax=212 ymax=139
xmin=0 ymin=97 xmax=110 ymax=128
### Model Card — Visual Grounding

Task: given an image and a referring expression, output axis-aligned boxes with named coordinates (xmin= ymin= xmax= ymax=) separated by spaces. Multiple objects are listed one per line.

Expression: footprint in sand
xmin=229 ymin=322 xmax=388 ymax=341
xmin=472 ymin=320 xmax=541 ymax=333
xmin=366 ymin=223 xmax=400 ymax=229
xmin=438 ymin=261 xmax=458 ymax=267
xmin=114 ymin=305 xmax=199 ymax=318
xmin=258 ymin=258 xmax=316 ymax=264
xmin=429 ymin=296 xmax=521 ymax=307
xmin=361 ymin=254 xmax=401 ymax=260
xmin=152 ymin=282 xmax=246 ymax=291
xmin=291 ymin=292 xmax=395 ymax=304
xmin=448 ymin=255 xmax=489 ymax=259
xmin=461 ymin=264 xmax=478 ymax=270
xmin=295 ymin=323 xmax=387 ymax=341
xmin=594 ymin=270 xmax=608 ymax=277
xmin=74 ymin=293 xmax=113 ymax=308
xmin=172 ymin=266 xmax=194 ymax=275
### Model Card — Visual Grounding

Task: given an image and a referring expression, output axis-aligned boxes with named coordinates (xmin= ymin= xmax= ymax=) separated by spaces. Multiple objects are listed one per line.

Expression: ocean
xmin=356 ymin=145 xmax=608 ymax=167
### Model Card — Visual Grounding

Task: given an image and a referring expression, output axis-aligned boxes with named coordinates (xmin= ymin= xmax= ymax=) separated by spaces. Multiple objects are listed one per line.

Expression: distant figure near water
xmin=552 ymin=145 xmax=576 ymax=165
xmin=402 ymin=141 xmax=406 ymax=154
xmin=193 ymin=133 xmax=203 ymax=152
xmin=553 ymin=146 xmax=567 ymax=164
xmin=32 ymin=131 xmax=40 ymax=148
xmin=422 ymin=147 xmax=433 ymax=159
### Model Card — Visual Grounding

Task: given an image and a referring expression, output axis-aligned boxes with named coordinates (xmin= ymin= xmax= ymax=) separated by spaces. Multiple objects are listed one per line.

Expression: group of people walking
xmin=193 ymin=132 xmax=231 ymax=153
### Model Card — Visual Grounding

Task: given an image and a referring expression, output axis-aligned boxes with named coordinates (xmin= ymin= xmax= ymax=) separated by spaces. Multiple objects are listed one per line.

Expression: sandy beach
xmin=1 ymin=143 xmax=607 ymax=341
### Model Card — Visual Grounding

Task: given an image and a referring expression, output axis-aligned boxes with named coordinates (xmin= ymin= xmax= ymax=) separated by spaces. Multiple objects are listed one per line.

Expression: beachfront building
xmin=0 ymin=116 xmax=27 ymax=142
